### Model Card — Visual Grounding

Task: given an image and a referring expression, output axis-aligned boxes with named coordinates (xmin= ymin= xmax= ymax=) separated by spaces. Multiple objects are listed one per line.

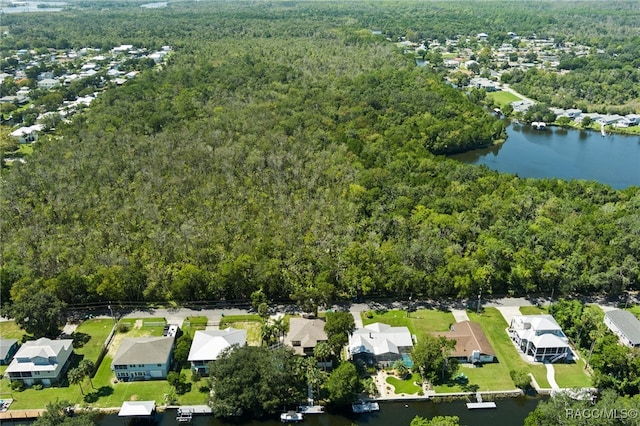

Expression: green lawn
xmin=487 ymin=90 xmax=521 ymax=107
xmin=435 ymin=363 xmax=516 ymax=393
xmin=362 ymin=309 xmax=454 ymax=334
xmin=386 ymin=373 xmax=422 ymax=395
xmin=182 ymin=316 xmax=208 ymax=338
xmin=554 ymin=359 xmax=592 ymax=388
xmin=0 ymin=321 xmax=27 ymax=340
xmin=222 ymin=321 xmax=262 ymax=346
xmin=519 ymin=306 xmax=546 ymax=315
xmin=73 ymin=318 xmax=115 ymax=364
xmin=467 ymin=309 xmax=550 ymax=389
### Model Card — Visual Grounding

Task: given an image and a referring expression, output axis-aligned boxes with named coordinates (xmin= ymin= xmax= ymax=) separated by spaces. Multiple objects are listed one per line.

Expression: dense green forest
xmin=1 ymin=2 xmax=640 ymax=314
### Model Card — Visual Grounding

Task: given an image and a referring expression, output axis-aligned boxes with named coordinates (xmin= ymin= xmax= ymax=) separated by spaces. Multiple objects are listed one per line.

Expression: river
xmin=451 ymin=122 xmax=640 ymax=189
xmin=1 ymin=398 xmax=544 ymax=426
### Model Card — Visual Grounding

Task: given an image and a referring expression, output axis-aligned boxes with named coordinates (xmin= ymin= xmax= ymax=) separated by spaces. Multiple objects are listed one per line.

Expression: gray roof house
xmin=111 ymin=336 xmax=174 ymax=381
xmin=187 ymin=328 xmax=246 ymax=375
xmin=0 ymin=339 xmax=19 ymax=365
xmin=4 ymin=338 xmax=73 ymax=387
xmin=349 ymin=323 xmax=413 ymax=367
xmin=604 ymin=309 xmax=640 ymax=348
xmin=284 ymin=318 xmax=328 ymax=357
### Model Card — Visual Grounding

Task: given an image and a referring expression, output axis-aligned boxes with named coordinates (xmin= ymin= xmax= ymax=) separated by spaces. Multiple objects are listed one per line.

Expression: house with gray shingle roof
xmin=284 ymin=318 xmax=328 ymax=357
xmin=604 ymin=309 xmax=640 ymax=348
xmin=111 ymin=336 xmax=174 ymax=381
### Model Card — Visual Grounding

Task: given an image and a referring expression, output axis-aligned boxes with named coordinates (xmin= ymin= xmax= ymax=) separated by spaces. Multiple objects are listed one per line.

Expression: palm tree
xmin=313 ymin=341 xmax=332 ymax=371
xmin=79 ymin=359 xmax=96 ymax=389
xmin=68 ymin=367 xmax=84 ymax=396
xmin=261 ymin=322 xmax=275 ymax=346
xmin=393 ymin=359 xmax=409 ymax=378
xmin=272 ymin=317 xmax=287 ymax=342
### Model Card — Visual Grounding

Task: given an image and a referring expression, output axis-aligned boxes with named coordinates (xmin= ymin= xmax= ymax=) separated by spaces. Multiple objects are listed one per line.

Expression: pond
xmin=450 ymin=122 xmax=640 ymax=189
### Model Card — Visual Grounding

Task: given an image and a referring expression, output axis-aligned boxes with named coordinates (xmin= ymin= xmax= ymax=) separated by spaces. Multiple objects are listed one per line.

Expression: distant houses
xmin=604 ymin=309 xmax=640 ymax=348
xmin=508 ymin=315 xmax=571 ymax=363
xmin=4 ymin=337 xmax=74 ymax=387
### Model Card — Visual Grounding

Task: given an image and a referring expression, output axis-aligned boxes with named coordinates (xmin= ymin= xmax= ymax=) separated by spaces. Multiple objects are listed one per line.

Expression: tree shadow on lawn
xmin=83 ymin=386 xmax=114 ymax=403
xmin=72 ymin=332 xmax=91 ymax=349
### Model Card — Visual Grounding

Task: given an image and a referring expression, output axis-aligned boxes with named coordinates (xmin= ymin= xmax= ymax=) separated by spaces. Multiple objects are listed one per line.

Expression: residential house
xmin=10 ymin=124 xmax=44 ymax=144
xmin=187 ymin=328 xmax=246 ymax=375
xmin=111 ymin=336 xmax=174 ymax=381
xmin=348 ymin=323 xmax=413 ymax=367
xmin=0 ymin=339 xmax=19 ymax=365
xmin=284 ymin=318 xmax=328 ymax=357
xmin=604 ymin=309 xmax=640 ymax=348
xmin=4 ymin=338 xmax=73 ymax=387
xmin=434 ymin=321 xmax=496 ymax=364
xmin=37 ymin=78 xmax=61 ymax=89
xmin=508 ymin=315 xmax=571 ymax=362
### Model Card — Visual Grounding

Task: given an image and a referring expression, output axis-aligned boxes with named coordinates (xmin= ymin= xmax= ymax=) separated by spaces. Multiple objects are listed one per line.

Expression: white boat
xmin=601 ymin=124 xmax=607 ymax=137
xmin=280 ymin=411 xmax=303 ymax=423
xmin=352 ymin=400 xmax=380 ymax=413
xmin=531 ymin=121 xmax=546 ymax=130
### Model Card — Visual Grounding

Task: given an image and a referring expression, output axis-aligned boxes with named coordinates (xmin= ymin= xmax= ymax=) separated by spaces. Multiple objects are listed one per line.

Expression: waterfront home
xmin=508 ymin=315 xmax=571 ymax=362
xmin=111 ymin=336 xmax=174 ymax=381
xmin=284 ymin=318 xmax=328 ymax=357
xmin=0 ymin=339 xmax=19 ymax=365
xmin=187 ymin=328 xmax=246 ymax=376
xmin=348 ymin=323 xmax=413 ymax=368
xmin=604 ymin=309 xmax=640 ymax=348
xmin=4 ymin=337 xmax=73 ymax=387
xmin=434 ymin=321 xmax=496 ymax=364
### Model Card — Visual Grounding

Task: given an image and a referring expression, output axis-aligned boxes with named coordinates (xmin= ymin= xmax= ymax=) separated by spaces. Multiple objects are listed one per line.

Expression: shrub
xmin=510 ymin=369 xmax=531 ymax=390
xmin=11 ymin=380 xmax=25 ymax=391
xmin=117 ymin=323 xmax=130 ymax=333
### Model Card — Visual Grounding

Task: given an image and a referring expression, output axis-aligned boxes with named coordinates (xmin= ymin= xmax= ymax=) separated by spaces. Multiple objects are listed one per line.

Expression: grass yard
xmin=487 ymin=90 xmax=521 ymax=107
xmin=182 ymin=316 xmax=209 ymax=338
xmin=0 ymin=321 xmax=27 ymax=340
xmin=553 ymin=359 xmax=592 ymax=388
xmin=467 ymin=309 xmax=550 ymax=390
xmin=386 ymin=373 xmax=422 ymax=395
xmin=434 ymin=363 xmax=516 ymax=393
xmin=519 ymin=306 xmax=547 ymax=315
xmin=220 ymin=315 xmax=263 ymax=346
xmin=362 ymin=309 xmax=454 ymax=335
xmin=73 ymin=318 xmax=115 ymax=364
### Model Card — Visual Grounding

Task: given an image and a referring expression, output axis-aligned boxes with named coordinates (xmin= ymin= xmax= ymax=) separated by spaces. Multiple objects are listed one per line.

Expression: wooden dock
xmin=466 ymin=392 xmax=496 ymax=409
xmin=0 ymin=409 xmax=45 ymax=421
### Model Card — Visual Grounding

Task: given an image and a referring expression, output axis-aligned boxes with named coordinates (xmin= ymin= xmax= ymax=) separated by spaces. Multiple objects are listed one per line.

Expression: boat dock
xmin=176 ymin=405 xmax=213 ymax=422
xmin=466 ymin=393 xmax=497 ymax=409
xmin=298 ymin=404 xmax=324 ymax=414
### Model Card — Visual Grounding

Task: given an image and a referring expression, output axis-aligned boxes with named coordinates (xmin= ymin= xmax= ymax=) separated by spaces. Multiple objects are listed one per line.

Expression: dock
xmin=298 ymin=404 xmax=324 ymax=414
xmin=0 ymin=409 xmax=45 ymax=421
xmin=466 ymin=393 xmax=496 ymax=409
xmin=176 ymin=405 xmax=213 ymax=422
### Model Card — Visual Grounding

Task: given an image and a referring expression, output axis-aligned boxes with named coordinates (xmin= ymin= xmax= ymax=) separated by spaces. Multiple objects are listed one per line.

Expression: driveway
xmin=451 ymin=309 xmax=470 ymax=323
xmin=495 ymin=306 xmax=522 ymax=326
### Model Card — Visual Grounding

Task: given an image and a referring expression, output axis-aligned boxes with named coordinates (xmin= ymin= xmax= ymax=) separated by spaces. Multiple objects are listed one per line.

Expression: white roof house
xmin=349 ymin=323 xmax=413 ymax=366
xmin=509 ymin=315 xmax=571 ymax=362
xmin=37 ymin=78 xmax=60 ymax=89
xmin=4 ymin=338 xmax=73 ymax=387
xmin=118 ymin=401 xmax=156 ymax=417
xmin=10 ymin=124 xmax=44 ymax=144
xmin=188 ymin=328 xmax=246 ymax=374
xmin=604 ymin=310 xmax=640 ymax=348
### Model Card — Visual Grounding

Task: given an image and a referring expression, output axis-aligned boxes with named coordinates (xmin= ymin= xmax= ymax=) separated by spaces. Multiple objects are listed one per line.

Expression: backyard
xmin=362 ymin=308 xmax=455 ymax=334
